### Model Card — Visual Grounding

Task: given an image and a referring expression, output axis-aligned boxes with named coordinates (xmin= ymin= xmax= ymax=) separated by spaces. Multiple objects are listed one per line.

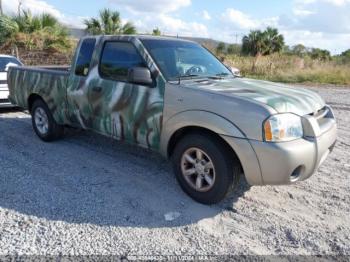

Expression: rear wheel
xmin=172 ymin=133 xmax=241 ymax=204
xmin=31 ymin=99 xmax=64 ymax=142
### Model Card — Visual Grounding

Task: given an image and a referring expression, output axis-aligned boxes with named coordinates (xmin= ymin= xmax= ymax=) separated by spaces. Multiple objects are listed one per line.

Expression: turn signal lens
xmin=263 ymin=113 xmax=303 ymax=142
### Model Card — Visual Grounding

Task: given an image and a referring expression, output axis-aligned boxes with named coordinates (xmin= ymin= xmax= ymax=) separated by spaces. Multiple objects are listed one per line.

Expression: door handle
xmin=92 ymin=86 xmax=102 ymax=92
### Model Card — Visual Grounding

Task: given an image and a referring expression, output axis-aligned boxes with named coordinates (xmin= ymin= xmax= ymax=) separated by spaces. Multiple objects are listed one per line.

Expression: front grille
xmin=313 ymin=106 xmax=329 ymax=120
xmin=309 ymin=106 xmax=334 ymax=134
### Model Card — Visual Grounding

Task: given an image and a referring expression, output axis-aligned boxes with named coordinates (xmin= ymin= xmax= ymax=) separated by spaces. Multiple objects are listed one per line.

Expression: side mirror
xmin=127 ymin=67 xmax=153 ymax=86
xmin=5 ymin=62 xmax=20 ymax=72
xmin=229 ymin=66 xmax=241 ymax=77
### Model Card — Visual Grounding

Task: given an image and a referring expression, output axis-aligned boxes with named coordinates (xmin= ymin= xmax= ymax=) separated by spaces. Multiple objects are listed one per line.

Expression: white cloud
xmin=202 ymin=10 xmax=211 ymax=20
xmin=109 ymin=0 xmax=206 ymax=38
xmin=221 ymin=8 xmax=258 ymax=29
xmin=284 ymin=0 xmax=350 ymax=34
xmin=216 ymin=3 xmax=350 ymax=54
xmin=295 ymin=0 xmax=350 ymax=6
xmin=282 ymin=30 xmax=350 ymax=53
xmin=221 ymin=8 xmax=279 ymax=30
xmin=109 ymin=0 xmax=191 ymax=14
xmin=134 ymin=14 xmax=208 ymax=37
xmin=292 ymin=8 xmax=315 ymax=16
xmin=3 ymin=0 xmax=61 ymax=17
xmin=2 ymin=0 xmax=85 ymax=28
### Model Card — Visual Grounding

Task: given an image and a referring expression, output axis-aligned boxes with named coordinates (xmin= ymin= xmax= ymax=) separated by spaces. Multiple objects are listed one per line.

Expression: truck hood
xmin=184 ymin=77 xmax=325 ymax=116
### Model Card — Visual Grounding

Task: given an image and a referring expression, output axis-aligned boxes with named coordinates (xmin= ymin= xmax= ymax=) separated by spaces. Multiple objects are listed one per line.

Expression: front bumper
xmin=222 ymin=105 xmax=337 ymax=186
xmin=251 ymin=105 xmax=337 ymax=185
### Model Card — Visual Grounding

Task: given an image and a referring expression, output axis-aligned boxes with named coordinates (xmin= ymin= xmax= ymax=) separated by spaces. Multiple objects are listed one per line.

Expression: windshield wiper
xmin=207 ymin=72 xmax=233 ymax=80
xmin=168 ymin=74 xmax=203 ymax=84
xmin=179 ymin=74 xmax=201 ymax=78
xmin=215 ymin=72 xmax=231 ymax=77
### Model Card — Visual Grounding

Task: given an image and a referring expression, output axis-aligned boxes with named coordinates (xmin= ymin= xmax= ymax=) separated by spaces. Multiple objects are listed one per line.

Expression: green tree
xmin=242 ymin=30 xmax=266 ymax=57
xmin=12 ymin=10 xmax=65 ymax=34
xmin=292 ymin=44 xmax=307 ymax=57
xmin=0 ymin=15 xmax=19 ymax=44
xmin=84 ymin=8 xmax=136 ymax=35
xmin=337 ymin=49 xmax=350 ymax=64
xmin=227 ymin=44 xmax=241 ymax=55
xmin=0 ymin=11 xmax=72 ymax=53
xmin=216 ymin=42 xmax=226 ymax=54
xmin=341 ymin=49 xmax=350 ymax=57
xmin=152 ymin=27 xmax=161 ymax=36
xmin=263 ymin=27 xmax=284 ymax=55
xmin=242 ymin=27 xmax=284 ymax=57
xmin=242 ymin=27 xmax=284 ymax=70
xmin=310 ymin=48 xmax=331 ymax=61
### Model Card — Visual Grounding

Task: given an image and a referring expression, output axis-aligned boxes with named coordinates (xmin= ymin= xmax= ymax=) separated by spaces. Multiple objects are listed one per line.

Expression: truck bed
xmin=8 ymin=66 xmax=70 ymax=124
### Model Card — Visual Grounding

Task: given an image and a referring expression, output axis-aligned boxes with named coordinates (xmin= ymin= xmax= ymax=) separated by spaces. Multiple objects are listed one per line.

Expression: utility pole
xmin=0 ymin=0 xmax=3 ymax=16
xmin=235 ymin=33 xmax=239 ymax=44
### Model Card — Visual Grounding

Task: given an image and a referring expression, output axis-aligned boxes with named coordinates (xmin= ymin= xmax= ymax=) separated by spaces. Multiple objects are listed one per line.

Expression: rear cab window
xmin=75 ymin=38 xmax=96 ymax=77
xmin=99 ymin=41 xmax=145 ymax=82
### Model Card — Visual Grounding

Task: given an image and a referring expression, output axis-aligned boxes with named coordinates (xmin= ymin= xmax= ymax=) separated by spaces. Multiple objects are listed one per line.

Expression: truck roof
xmin=81 ymin=34 xmax=196 ymax=44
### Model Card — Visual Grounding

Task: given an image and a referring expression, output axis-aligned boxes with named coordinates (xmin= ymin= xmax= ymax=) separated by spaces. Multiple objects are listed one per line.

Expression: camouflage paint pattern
xmin=7 ymin=67 xmax=69 ymax=124
xmin=8 ymin=35 xmax=326 ymax=151
xmin=182 ymin=77 xmax=325 ymax=116
xmin=8 ymin=35 xmax=166 ymax=150
xmin=65 ymin=36 xmax=165 ymax=150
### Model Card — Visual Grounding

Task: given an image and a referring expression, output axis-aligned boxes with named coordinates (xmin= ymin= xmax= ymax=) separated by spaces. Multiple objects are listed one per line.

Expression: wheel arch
xmin=161 ymin=110 xmax=245 ymax=159
xmin=28 ymin=93 xmax=45 ymax=113
xmin=160 ymin=110 xmax=265 ymax=184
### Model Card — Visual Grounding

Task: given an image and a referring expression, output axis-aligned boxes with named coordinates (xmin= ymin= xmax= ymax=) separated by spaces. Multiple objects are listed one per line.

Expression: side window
xmin=99 ymin=41 xmax=145 ymax=81
xmin=75 ymin=39 xmax=96 ymax=77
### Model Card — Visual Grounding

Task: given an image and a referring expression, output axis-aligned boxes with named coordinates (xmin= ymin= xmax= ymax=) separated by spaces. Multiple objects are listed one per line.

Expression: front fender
xmin=160 ymin=110 xmax=264 ymax=185
xmin=160 ymin=110 xmax=246 ymax=157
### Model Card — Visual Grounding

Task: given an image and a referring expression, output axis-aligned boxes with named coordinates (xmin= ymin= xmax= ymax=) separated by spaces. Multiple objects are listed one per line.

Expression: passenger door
xmin=88 ymin=41 xmax=163 ymax=149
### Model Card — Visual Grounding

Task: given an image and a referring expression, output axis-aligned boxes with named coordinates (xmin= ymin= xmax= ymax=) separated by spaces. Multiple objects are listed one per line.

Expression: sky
xmin=2 ymin=0 xmax=350 ymax=54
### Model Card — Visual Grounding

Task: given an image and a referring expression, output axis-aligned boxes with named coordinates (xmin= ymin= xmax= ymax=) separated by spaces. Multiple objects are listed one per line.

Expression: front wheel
xmin=172 ymin=133 xmax=241 ymax=204
xmin=31 ymin=99 xmax=64 ymax=142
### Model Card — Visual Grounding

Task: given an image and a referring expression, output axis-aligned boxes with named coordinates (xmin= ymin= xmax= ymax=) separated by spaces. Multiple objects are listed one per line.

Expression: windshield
xmin=0 ymin=57 xmax=22 ymax=72
xmin=141 ymin=39 xmax=232 ymax=81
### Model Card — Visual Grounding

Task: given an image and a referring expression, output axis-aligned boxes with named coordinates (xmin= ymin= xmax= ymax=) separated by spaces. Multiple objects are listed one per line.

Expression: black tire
xmin=31 ymin=99 xmax=64 ymax=142
xmin=172 ymin=133 xmax=241 ymax=205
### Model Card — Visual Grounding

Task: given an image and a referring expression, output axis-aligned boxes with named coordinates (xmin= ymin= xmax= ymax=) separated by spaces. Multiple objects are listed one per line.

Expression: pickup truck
xmin=8 ymin=35 xmax=337 ymax=204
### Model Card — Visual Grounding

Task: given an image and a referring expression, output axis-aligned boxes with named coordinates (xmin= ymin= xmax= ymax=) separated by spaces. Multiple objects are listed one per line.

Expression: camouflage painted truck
xmin=8 ymin=35 xmax=337 ymax=204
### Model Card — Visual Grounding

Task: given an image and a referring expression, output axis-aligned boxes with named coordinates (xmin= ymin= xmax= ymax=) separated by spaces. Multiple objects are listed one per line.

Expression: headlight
xmin=263 ymin=113 xmax=303 ymax=142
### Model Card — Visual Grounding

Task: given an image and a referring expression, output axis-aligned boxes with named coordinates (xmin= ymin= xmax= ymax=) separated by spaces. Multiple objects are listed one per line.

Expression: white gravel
xmin=0 ymin=85 xmax=349 ymax=256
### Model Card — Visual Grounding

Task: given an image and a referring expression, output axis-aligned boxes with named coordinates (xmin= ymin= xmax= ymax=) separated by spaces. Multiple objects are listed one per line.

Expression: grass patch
xmin=225 ymin=54 xmax=350 ymax=86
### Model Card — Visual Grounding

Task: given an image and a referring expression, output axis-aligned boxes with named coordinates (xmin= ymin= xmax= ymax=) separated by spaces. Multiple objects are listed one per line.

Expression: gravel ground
xmin=0 ymin=85 xmax=349 ymax=257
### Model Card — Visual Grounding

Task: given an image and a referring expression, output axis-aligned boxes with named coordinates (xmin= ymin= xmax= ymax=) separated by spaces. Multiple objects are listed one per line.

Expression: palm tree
xmin=1 ymin=10 xmax=71 ymax=53
xmin=0 ymin=15 xmax=19 ymax=44
xmin=12 ymin=10 xmax=66 ymax=35
xmin=242 ymin=30 xmax=266 ymax=57
xmin=263 ymin=27 xmax=284 ymax=55
xmin=84 ymin=9 xmax=136 ymax=35
xmin=242 ymin=28 xmax=284 ymax=71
